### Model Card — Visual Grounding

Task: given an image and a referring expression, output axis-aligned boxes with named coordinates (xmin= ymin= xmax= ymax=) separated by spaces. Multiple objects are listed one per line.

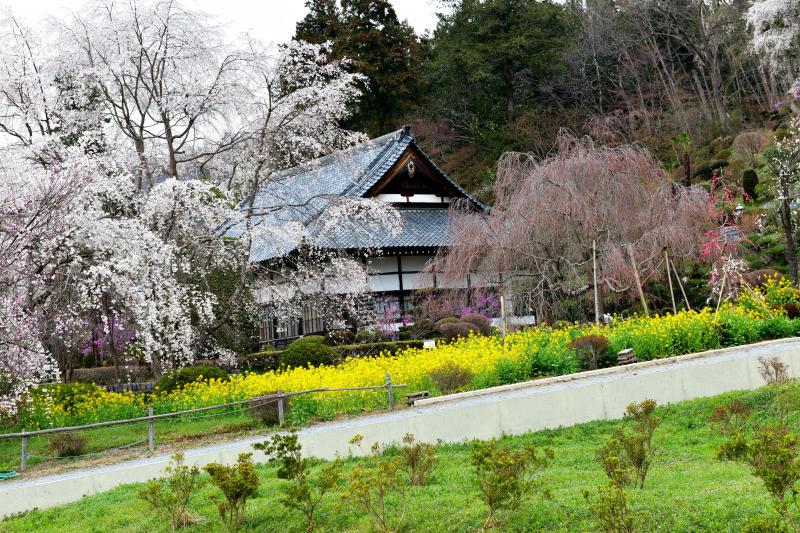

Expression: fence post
xmin=385 ymin=373 xmax=394 ymax=411
xmin=277 ymin=393 xmax=285 ymax=427
xmin=20 ymin=429 xmax=27 ymax=471
xmin=148 ymin=406 xmax=154 ymax=452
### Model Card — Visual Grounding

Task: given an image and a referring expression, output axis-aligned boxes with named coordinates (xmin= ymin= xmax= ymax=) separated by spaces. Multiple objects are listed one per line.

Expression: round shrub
xmin=460 ymin=313 xmax=492 ymax=335
xmin=157 ymin=365 xmax=229 ymax=394
xmin=279 ymin=337 xmax=339 ymax=369
xmin=436 ymin=316 xmax=461 ymax=325
xmin=439 ymin=322 xmax=479 ymax=341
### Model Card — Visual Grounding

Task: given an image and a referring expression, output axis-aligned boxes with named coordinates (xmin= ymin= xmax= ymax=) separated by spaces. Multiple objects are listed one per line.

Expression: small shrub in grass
xmin=598 ymin=399 xmax=660 ymax=489
xmin=428 ymin=361 xmax=474 ymax=394
xmin=49 ymin=431 xmax=87 ymax=457
xmin=759 ymin=356 xmax=791 ymax=385
xmin=718 ymin=425 xmax=800 ymax=532
xmin=582 ymin=483 xmax=637 ymax=533
xmin=137 ymin=453 xmax=204 ymax=530
xmin=280 ymin=337 xmax=339 ymax=369
xmin=157 ymin=365 xmax=229 ymax=394
xmin=400 ymin=433 xmax=437 ymax=486
xmin=709 ymin=399 xmax=751 ymax=458
xmin=568 ymin=334 xmax=610 ymax=371
xmin=439 ymin=321 xmax=479 ymax=341
xmin=248 ymin=393 xmax=289 ymax=426
xmin=255 ymin=431 xmax=342 ymax=532
xmin=460 ymin=313 xmax=492 ymax=335
xmin=742 ymin=515 xmax=792 ymax=533
xmin=344 ymin=435 xmax=407 ymax=533
xmin=471 ymin=438 xmax=553 ymax=530
xmin=204 ymin=453 xmax=259 ymax=532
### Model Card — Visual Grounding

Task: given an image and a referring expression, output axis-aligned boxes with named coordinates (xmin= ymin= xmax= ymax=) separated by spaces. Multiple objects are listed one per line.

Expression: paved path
xmin=1 ymin=337 xmax=798 ymax=518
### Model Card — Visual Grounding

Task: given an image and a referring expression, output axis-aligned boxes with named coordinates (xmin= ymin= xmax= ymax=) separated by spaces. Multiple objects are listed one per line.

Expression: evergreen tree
xmin=294 ymin=0 xmax=341 ymax=45
xmin=293 ymin=0 xmax=426 ymax=137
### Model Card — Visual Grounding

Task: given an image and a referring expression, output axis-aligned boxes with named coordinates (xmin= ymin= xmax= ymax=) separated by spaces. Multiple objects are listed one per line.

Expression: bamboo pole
xmin=593 ymin=240 xmax=600 ymax=324
xmin=671 ymin=260 xmax=691 ymax=310
xmin=665 ymin=250 xmax=677 ymax=314
xmin=716 ymin=269 xmax=728 ymax=314
xmin=627 ymin=244 xmax=649 ymax=316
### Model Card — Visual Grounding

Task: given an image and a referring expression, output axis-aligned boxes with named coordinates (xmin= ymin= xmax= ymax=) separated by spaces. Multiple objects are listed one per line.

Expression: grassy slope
xmin=0 ymin=411 xmax=262 ymax=473
xmin=1 ymin=386 xmax=786 ymax=532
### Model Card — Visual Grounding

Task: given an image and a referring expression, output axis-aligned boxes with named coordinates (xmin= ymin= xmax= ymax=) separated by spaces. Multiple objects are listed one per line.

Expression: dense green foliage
xmin=279 ymin=337 xmax=339 ymax=369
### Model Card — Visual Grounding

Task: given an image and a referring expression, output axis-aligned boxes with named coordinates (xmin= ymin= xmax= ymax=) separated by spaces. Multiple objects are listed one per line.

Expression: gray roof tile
xmin=230 ymin=128 xmax=478 ymax=261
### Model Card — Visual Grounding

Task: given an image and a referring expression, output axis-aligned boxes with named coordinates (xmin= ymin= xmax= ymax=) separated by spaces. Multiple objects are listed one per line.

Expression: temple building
xmin=245 ymin=126 xmax=484 ymax=345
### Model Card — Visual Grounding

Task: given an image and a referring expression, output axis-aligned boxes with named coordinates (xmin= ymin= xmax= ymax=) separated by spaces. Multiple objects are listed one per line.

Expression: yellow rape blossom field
xmin=11 ymin=304 xmax=800 ymax=431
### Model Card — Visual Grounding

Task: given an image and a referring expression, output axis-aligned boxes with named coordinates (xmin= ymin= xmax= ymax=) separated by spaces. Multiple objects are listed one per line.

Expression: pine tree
xmin=294 ymin=0 xmax=342 ymax=45
xmin=338 ymin=0 xmax=425 ymax=136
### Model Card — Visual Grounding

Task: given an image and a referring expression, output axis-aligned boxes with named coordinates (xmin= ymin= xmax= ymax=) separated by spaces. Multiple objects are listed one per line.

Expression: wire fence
xmin=0 ymin=374 xmax=406 ymax=472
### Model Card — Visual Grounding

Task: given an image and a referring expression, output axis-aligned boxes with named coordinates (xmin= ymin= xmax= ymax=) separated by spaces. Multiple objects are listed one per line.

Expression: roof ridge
xmin=266 ymin=129 xmax=403 ymax=186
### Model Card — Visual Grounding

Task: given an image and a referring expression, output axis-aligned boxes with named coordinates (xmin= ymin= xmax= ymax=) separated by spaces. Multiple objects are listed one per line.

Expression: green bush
xmin=758 ymin=317 xmax=797 ymax=341
xmin=205 ymin=453 xmax=260 ymax=532
xmin=743 ymin=169 xmax=759 ymax=200
xmin=138 ymin=453 xmax=204 ymax=530
xmin=436 ymin=316 xmax=461 ymax=325
xmin=157 ymin=365 xmax=229 ymax=394
xmin=279 ymin=337 xmax=339 ymax=369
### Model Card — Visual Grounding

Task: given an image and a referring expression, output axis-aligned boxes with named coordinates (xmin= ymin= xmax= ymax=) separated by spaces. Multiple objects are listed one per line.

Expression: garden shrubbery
xmin=279 ymin=336 xmax=339 ymax=369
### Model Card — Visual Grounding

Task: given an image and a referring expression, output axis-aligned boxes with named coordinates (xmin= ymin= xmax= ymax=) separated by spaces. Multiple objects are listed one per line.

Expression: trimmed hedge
xmin=70 ymin=366 xmax=153 ymax=385
xmin=243 ymin=339 xmax=433 ymax=371
xmin=335 ymin=339 xmax=427 ymax=358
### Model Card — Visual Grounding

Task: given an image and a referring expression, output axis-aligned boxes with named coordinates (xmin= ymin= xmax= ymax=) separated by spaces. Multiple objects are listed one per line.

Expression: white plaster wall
xmin=2 ymin=337 xmax=799 ymax=518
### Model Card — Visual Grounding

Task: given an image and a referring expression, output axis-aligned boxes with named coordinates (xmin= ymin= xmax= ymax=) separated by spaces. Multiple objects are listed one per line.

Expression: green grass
xmin=2 ymin=385 xmax=794 ymax=532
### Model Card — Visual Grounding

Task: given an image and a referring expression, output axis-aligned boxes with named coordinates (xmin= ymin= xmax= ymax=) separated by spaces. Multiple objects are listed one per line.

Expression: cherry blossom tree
xmin=0 ymin=0 xmax=399 ymax=413
xmin=432 ymin=133 xmax=716 ymax=321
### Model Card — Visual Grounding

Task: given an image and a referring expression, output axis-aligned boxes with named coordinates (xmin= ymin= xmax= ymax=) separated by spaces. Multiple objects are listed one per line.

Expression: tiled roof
xmin=230 ymin=127 xmax=479 ymax=261
xmin=315 ymin=208 xmax=455 ymax=250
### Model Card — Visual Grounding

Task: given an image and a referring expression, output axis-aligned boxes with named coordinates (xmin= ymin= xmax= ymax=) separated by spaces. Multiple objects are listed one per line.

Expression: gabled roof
xmin=232 ymin=126 xmax=481 ymax=262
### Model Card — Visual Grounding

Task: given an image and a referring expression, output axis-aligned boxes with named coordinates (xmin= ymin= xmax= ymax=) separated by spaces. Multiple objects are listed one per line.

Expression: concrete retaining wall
xmin=2 ymin=337 xmax=800 ymax=518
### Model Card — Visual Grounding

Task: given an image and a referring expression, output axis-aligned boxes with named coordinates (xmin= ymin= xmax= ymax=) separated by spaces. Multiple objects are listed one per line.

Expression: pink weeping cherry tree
xmin=431 ymin=132 xmax=718 ymax=322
